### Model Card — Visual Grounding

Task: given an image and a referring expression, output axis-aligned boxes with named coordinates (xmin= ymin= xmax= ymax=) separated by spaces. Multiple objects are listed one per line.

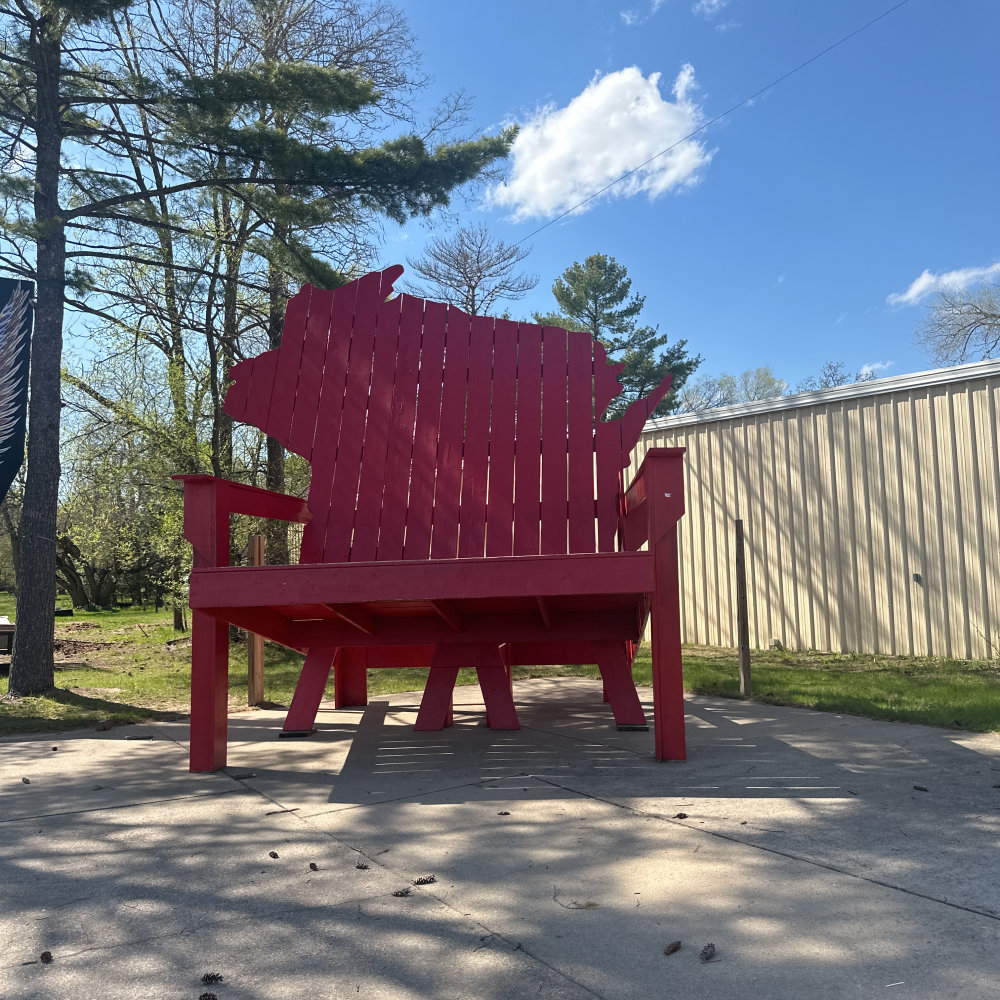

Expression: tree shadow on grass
xmin=0 ymin=686 xmax=186 ymax=735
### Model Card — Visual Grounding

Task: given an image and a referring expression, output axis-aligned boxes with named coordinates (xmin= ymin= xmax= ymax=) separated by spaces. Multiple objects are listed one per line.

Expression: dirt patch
xmin=53 ymin=638 xmax=116 ymax=656
xmin=57 ymin=620 xmax=101 ymax=632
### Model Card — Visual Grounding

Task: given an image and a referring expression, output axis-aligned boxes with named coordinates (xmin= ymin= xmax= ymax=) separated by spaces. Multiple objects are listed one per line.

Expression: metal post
xmin=735 ymin=518 xmax=751 ymax=696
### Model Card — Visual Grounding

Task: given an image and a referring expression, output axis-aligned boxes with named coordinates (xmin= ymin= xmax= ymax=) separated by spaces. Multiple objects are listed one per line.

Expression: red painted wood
xmin=334 ymin=647 xmax=368 ymax=707
xmin=322 ymin=270 xmax=383 ymax=562
xmin=189 ymin=610 xmax=230 ymax=771
xmin=287 ymin=286 xmax=336 ymax=460
xmin=298 ymin=278 xmax=360 ymax=562
xmin=183 ymin=268 xmax=688 ymax=764
xmin=415 ymin=663 xmax=457 ymax=729
xmin=266 ymin=284 xmax=312 ymax=450
xmin=378 ymin=294 xmax=423 ymax=560
xmin=485 ymin=318 xmax=517 ymax=557
xmin=476 ymin=661 xmax=519 ymax=729
xmin=172 ymin=476 xmax=309 ymax=525
xmin=190 ymin=551 xmax=656 ymax=607
xmin=241 ymin=350 xmax=279 ymax=442
xmin=644 ymin=450 xmax=687 ymax=761
xmin=458 ymin=314 xmax=494 ymax=558
xmin=595 ymin=420 xmax=625 ymax=552
xmin=283 ymin=607 xmax=638 ymax=650
xmin=283 ymin=647 xmax=336 ymax=732
xmin=512 ymin=324 xmax=542 ymax=555
xmin=404 ymin=298 xmax=447 ymax=560
xmin=224 ymin=356 xmax=253 ymax=421
xmin=352 ymin=292 xmax=403 ymax=561
xmin=540 ymin=325 xmax=569 ymax=554
xmin=430 ymin=306 xmax=471 ymax=559
xmin=593 ymin=640 xmax=647 ymax=726
xmin=566 ymin=328 xmax=596 ymax=553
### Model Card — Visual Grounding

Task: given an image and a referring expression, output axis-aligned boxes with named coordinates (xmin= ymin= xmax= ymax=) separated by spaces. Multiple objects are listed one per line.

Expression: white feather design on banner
xmin=0 ymin=284 xmax=31 ymax=460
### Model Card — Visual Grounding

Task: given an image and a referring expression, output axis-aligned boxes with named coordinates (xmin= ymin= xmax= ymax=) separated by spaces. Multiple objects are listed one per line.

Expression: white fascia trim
xmin=646 ymin=359 xmax=1000 ymax=431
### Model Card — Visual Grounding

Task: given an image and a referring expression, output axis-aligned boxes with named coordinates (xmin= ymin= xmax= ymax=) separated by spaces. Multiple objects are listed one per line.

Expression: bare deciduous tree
xmin=406 ymin=224 xmax=537 ymax=315
xmin=916 ymin=283 xmax=1000 ymax=366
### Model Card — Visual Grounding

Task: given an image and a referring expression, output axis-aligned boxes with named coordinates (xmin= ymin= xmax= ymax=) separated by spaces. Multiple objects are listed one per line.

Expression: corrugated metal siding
xmin=633 ymin=371 xmax=1000 ymax=658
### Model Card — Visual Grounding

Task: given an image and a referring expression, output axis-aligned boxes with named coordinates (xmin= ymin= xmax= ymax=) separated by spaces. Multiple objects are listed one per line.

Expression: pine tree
xmin=0 ymin=0 xmax=511 ymax=695
xmin=534 ymin=254 xmax=700 ymax=417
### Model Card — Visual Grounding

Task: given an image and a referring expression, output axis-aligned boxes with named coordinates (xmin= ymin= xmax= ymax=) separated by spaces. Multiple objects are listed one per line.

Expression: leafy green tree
xmin=534 ymin=254 xmax=700 ymax=417
xmin=0 ymin=0 xmax=512 ymax=694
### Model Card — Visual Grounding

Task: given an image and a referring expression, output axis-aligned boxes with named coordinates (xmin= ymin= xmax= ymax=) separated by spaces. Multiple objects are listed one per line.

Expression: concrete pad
xmin=2 ymin=678 xmax=998 ymax=999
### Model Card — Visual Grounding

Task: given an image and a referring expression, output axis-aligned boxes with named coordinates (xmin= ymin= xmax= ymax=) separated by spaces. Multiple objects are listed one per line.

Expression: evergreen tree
xmin=0 ymin=0 xmax=511 ymax=695
xmin=534 ymin=254 xmax=700 ymax=418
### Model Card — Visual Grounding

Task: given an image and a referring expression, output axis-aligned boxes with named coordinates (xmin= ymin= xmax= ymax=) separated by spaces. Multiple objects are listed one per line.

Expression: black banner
xmin=0 ymin=278 xmax=33 ymax=503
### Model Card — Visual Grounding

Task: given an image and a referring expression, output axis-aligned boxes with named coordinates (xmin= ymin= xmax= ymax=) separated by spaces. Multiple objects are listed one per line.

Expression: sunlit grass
xmin=637 ymin=645 xmax=1000 ymax=733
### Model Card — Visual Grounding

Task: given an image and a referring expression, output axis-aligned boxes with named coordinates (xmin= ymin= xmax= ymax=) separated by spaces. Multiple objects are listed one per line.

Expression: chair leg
xmin=334 ymin=647 xmax=368 ymax=707
xmin=283 ymin=647 xmax=336 ymax=733
xmin=190 ymin=610 xmax=230 ymax=772
xmin=593 ymin=641 xmax=647 ymax=727
xmin=651 ymin=526 xmax=687 ymax=761
xmin=415 ymin=643 xmax=519 ymax=730
xmin=415 ymin=663 xmax=458 ymax=730
xmin=476 ymin=661 xmax=519 ymax=730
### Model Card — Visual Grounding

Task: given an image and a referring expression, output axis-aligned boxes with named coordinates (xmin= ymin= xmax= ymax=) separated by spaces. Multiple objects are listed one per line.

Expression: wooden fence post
xmin=247 ymin=534 xmax=266 ymax=706
xmin=735 ymin=518 xmax=751 ymax=696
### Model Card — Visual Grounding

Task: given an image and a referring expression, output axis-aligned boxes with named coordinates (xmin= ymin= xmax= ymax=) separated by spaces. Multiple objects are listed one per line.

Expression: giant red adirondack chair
xmin=175 ymin=266 xmax=686 ymax=772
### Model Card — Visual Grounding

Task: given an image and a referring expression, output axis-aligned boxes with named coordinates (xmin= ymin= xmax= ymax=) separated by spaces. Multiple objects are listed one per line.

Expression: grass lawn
xmin=1 ymin=600 xmax=998 ymax=736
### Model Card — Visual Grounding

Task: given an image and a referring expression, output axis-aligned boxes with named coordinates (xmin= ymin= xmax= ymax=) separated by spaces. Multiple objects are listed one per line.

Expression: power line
xmin=515 ymin=0 xmax=912 ymax=245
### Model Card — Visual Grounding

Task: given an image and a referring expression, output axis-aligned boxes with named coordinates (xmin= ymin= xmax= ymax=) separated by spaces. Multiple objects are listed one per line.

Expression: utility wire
xmin=515 ymin=0 xmax=912 ymax=245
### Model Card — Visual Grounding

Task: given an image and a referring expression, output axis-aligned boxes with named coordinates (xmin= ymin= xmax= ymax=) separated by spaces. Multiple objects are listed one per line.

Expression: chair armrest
xmin=619 ymin=448 xmax=685 ymax=550
xmin=173 ymin=474 xmax=310 ymax=568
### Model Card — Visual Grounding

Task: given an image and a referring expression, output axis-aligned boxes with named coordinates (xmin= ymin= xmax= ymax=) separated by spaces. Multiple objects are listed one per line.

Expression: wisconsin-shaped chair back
xmin=225 ymin=265 xmax=672 ymax=565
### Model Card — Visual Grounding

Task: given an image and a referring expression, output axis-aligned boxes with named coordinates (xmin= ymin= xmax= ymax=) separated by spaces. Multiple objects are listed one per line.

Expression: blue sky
xmin=380 ymin=0 xmax=1000 ymax=388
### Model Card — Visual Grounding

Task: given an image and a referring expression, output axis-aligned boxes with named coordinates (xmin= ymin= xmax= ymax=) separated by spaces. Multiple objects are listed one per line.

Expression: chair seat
xmin=191 ymin=550 xmax=655 ymax=608
xmin=191 ymin=551 xmax=655 ymax=651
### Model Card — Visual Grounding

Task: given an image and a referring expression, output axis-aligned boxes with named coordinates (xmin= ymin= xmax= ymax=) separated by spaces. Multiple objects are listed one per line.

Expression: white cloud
xmin=886 ymin=262 xmax=1000 ymax=306
xmin=491 ymin=66 xmax=711 ymax=221
xmin=859 ymin=361 xmax=894 ymax=378
xmin=692 ymin=0 xmax=727 ymax=17
xmin=620 ymin=9 xmax=640 ymax=26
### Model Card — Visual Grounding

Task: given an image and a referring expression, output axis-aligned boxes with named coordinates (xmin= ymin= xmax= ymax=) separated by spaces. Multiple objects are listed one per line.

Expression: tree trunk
xmin=0 ymin=500 xmax=20 ymax=593
xmin=264 ymin=253 xmax=290 ymax=564
xmin=55 ymin=553 xmax=89 ymax=609
xmin=9 ymin=19 xmax=64 ymax=695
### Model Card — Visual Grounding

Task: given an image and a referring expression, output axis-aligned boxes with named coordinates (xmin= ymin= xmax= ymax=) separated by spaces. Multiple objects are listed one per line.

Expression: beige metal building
xmin=632 ymin=360 xmax=1000 ymax=659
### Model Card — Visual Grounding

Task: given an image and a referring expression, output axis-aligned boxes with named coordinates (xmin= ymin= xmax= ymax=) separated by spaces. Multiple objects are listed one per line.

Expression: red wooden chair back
xmin=225 ymin=266 xmax=671 ymax=564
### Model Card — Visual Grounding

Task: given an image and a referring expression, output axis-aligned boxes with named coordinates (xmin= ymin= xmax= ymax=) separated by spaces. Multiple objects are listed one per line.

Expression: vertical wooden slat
xmin=298 ymin=278 xmax=360 ymax=563
xmin=430 ymin=306 xmax=471 ymax=560
xmin=224 ymin=358 xmax=253 ymax=422
xmin=267 ymin=287 xmax=312 ymax=451
xmin=457 ymin=314 xmax=495 ymax=558
xmin=321 ymin=271 xmax=382 ymax=562
xmin=352 ymin=292 xmax=404 ymax=561
xmin=540 ymin=326 xmax=569 ymax=554
xmin=287 ymin=287 xmax=336 ymax=460
xmin=404 ymin=298 xmax=446 ymax=560
xmin=595 ymin=419 xmax=623 ymax=552
xmin=512 ymin=324 xmax=542 ymax=556
xmin=485 ymin=318 xmax=518 ymax=557
xmin=378 ymin=293 xmax=424 ymax=560
xmin=566 ymin=329 xmax=596 ymax=553
xmin=240 ymin=351 xmax=279 ymax=435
